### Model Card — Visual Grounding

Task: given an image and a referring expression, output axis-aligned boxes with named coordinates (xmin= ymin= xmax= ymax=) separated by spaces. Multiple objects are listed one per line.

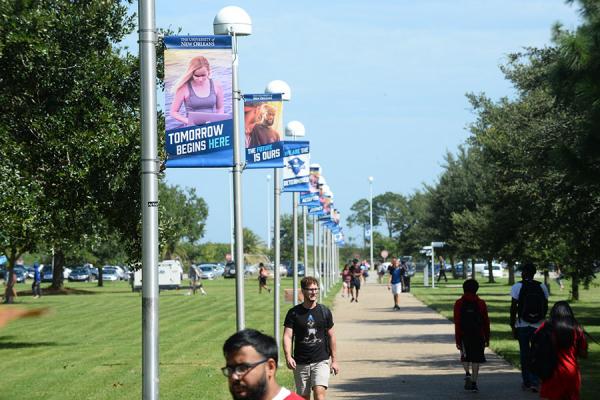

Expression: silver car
xmin=197 ymin=264 xmax=216 ymax=280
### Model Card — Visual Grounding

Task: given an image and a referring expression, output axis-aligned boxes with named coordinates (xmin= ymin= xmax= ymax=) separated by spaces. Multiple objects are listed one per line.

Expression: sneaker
xmin=464 ymin=376 xmax=472 ymax=391
xmin=351 ymin=298 xmax=355 ymax=303
xmin=393 ymin=305 xmax=400 ymax=310
xmin=530 ymin=386 xmax=538 ymax=393
xmin=471 ymin=382 xmax=478 ymax=393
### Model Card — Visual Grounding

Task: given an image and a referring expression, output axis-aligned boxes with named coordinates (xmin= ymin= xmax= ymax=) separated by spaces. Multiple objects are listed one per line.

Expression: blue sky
xmin=127 ymin=1 xmax=581 ymax=245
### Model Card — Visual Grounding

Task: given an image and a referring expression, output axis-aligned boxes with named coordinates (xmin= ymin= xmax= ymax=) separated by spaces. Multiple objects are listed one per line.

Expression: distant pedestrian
xmin=258 ymin=263 xmax=271 ymax=294
xmin=360 ymin=260 xmax=369 ymax=285
xmin=387 ymin=257 xmax=403 ymax=310
xmin=537 ymin=301 xmax=588 ymax=400
xmin=222 ymin=329 xmax=304 ymax=400
xmin=283 ymin=276 xmax=339 ymax=400
xmin=453 ymin=279 xmax=490 ymax=393
xmin=400 ymin=260 xmax=411 ymax=292
xmin=510 ymin=262 xmax=549 ymax=392
xmin=340 ymin=264 xmax=351 ymax=298
xmin=349 ymin=259 xmax=362 ymax=303
xmin=32 ymin=262 xmax=42 ymax=298
xmin=377 ymin=262 xmax=387 ymax=284
xmin=188 ymin=264 xmax=206 ymax=295
xmin=555 ymin=265 xmax=565 ymax=291
xmin=437 ymin=256 xmax=448 ymax=283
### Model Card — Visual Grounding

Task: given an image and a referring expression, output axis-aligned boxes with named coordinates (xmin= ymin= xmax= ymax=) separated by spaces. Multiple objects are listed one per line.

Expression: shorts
xmin=259 ymin=276 xmax=267 ymax=285
xmin=350 ymin=277 xmax=361 ymax=290
xmin=294 ymin=359 xmax=330 ymax=396
xmin=460 ymin=336 xmax=486 ymax=363
xmin=342 ymin=281 xmax=350 ymax=288
xmin=391 ymin=283 xmax=402 ymax=295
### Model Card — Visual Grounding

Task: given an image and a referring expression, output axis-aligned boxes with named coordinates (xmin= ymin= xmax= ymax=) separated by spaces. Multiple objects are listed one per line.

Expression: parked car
xmin=68 ymin=266 xmax=95 ymax=282
xmin=452 ymin=262 xmax=473 ymax=279
xmin=102 ymin=267 xmax=121 ymax=281
xmin=244 ymin=264 xmax=258 ymax=276
xmin=197 ymin=264 xmax=216 ymax=280
xmin=41 ymin=266 xmax=54 ymax=282
xmin=286 ymin=263 xmax=306 ymax=277
xmin=481 ymin=264 xmax=504 ymax=278
xmin=14 ymin=266 xmax=28 ymax=283
xmin=213 ymin=264 xmax=225 ymax=278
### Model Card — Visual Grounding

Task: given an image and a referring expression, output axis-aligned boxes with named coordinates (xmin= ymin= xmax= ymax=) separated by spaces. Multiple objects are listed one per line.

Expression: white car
xmin=481 ymin=264 xmax=504 ymax=278
xmin=197 ymin=264 xmax=216 ymax=280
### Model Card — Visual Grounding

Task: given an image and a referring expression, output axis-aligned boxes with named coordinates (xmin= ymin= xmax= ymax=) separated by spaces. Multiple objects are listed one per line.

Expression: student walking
xmin=340 ymin=264 xmax=351 ymax=298
xmin=283 ymin=276 xmax=339 ymax=400
xmin=510 ymin=262 xmax=549 ymax=392
xmin=258 ymin=263 xmax=271 ymax=294
xmin=32 ymin=263 xmax=42 ymax=298
xmin=349 ymin=259 xmax=362 ymax=303
xmin=537 ymin=301 xmax=588 ymax=400
xmin=453 ymin=279 xmax=490 ymax=393
xmin=222 ymin=329 xmax=304 ymax=400
xmin=437 ymin=255 xmax=448 ymax=283
xmin=387 ymin=257 xmax=403 ymax=310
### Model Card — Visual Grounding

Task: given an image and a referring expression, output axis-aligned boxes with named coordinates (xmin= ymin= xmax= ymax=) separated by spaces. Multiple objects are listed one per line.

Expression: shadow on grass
xmin=0 ymin=339 xmax=61 ymax=349
xmin=17 ymin=287 xmax=97 ymax=296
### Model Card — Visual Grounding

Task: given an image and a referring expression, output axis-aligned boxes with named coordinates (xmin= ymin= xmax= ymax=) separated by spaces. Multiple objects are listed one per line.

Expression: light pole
xmin=266 ymin=174 xmax=271 ymax=250
xmin=368 ymin=176 xmax=374 ymax=274
xmin=214 ymin=6 xmax=251 ymax=331
xmin=139 ymin=1 xmax=159 ymax=398
xmin=285 ymin=120 xmax=306 ymax=305
xmin=265 ymin=79 xmax=291 ymax=354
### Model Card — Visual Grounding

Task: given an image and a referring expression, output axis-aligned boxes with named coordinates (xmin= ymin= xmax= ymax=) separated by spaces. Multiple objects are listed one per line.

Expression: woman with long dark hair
xmin=539 ymin=301 xmax=588 ymax=400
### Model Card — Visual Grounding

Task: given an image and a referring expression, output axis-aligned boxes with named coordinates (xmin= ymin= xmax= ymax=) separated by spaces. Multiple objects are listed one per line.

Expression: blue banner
xmin=282 ymin=141 xmax=310 ymax=192
xmin=164 ymin=35 xmax=233 ymax=168
xmin=299 ymin=191 xmax=320 ymax=207
xmin=244 ymin=94 xmax=284 ymax=168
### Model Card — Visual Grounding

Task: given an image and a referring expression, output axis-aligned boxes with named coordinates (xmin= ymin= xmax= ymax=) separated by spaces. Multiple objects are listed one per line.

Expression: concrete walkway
xmin=327 ymin=275 xmax=535 ymax=399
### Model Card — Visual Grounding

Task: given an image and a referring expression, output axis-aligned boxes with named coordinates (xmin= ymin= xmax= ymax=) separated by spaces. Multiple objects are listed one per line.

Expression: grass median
xmin=410 ymin=273 xmax=599 ymax=399
xmin=0 ymin=276 xmax=340 ymax=400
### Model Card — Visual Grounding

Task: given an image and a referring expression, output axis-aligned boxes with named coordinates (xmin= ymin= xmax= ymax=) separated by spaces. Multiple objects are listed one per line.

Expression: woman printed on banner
xmin=169 ymin=55 xmax=224 ymax=127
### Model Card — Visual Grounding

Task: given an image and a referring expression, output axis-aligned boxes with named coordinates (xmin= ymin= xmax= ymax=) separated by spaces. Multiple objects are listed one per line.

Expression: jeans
xmin=517 ymin=326 xmax=538 ymax=387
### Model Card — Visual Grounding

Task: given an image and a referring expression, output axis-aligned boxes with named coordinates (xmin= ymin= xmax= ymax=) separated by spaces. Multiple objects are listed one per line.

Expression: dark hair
xmin=463 ymin=279 xmax=479 ymax=294
xmin=521 ymin=262 xmax=536 ymax=279
xmin=301 ymin=276 xmax=319 ymax=289
xmin=223 ymin=329 xmax=278 ymax=365
xmin=549 ymin=301 xmax=580 ymax=349
xmin=259 ymin=262 xmax=264 ymax=267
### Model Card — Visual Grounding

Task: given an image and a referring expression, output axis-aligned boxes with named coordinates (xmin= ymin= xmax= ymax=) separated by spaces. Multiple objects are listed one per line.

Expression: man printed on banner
xmin=247 ymin=102 xmax=283 ymax=148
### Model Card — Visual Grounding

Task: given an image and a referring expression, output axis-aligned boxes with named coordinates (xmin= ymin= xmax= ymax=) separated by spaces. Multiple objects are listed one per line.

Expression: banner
xmin=244 ymin=94 xmax=284 ymax=169
xmin=282 ymin=141 xmax=310 ymax=192
xmin=299 ymin=164 xmax=321 ymax=206
xmin=164 ymin=36 xmax=233 ymax=168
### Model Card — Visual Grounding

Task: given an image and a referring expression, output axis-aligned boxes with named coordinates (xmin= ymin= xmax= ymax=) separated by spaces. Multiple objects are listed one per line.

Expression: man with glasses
xmin=222 ymin=329 xmax=303 ymax=400
xmin=283 ymin=276 xmax=339 ymax=400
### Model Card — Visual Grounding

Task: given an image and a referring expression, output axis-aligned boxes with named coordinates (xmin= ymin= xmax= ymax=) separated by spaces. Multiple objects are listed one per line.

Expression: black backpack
xmin=518 ymin=280 xmax=547 ymax=323
xmin=528 ymin=323 xmax=557 ymax=380
xmin=460 ymin=300 xmax=482 ymax=336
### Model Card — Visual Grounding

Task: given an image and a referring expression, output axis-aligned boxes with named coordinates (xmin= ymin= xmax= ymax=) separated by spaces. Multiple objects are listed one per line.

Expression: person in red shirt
xmin=453 ymin=279 xmax=490 ymax=393
xmin=539 ymin=301 xmax=588 ymax=400
xmin=223 ymin=329 xmax=304 ymax=400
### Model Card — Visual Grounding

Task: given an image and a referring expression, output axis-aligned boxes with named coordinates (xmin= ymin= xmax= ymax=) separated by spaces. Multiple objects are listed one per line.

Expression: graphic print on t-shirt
xmin=302 ymin=314 xmax=322 ymax=345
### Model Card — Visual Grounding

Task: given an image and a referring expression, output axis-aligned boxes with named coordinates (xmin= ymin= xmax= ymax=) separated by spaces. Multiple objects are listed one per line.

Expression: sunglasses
xmin=193 ymin=72 xmax=207 ymax=78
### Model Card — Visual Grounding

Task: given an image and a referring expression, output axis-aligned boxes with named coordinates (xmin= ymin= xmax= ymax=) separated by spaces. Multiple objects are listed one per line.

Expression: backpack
xmin=518 ymin=280 xmax=547 ymax=323
xmin=528 ymin=323 xmax=557 ymax=380
xmin=460 ymin=299 xmax=482 ymax=336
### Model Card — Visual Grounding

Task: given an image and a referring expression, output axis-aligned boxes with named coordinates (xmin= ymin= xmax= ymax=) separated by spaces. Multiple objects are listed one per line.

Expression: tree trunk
xmin=471 ymin=259 xmax=476 ymax=279
xmin=508 ymin=260 xmax=515 ymax=285
xmin=462 ymin=258 xmax=467 ymax=279
xmin=98 ymin=266 xmax=104 ymax=287
xmin=51 ymin=249 xmax=65 ymax=290
xmin=570 ymin=271 xmax=579 ymax=301
xmin=487 ymin=259 xmax=495 ymax=283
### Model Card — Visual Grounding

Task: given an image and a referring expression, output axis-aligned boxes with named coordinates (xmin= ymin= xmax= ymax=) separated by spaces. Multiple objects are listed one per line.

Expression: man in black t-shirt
xmin=283 ymin=276 xmax=339 ymax=399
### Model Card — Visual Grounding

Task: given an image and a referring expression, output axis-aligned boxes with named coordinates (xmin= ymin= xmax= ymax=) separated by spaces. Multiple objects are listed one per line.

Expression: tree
xmin=159 ymin=182 xmax=208 ymax=259
xmin=373 ymin=192 xmax=408 ymax=238
xmin=243 ymin=228 xmax=264 ymax=254
xmin=0 ymin=0 xmax=142 ymax=289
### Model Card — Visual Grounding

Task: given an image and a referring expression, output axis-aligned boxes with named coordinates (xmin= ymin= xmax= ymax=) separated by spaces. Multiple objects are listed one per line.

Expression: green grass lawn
xmin=0 ymin=277 xmax=340 ymax=400
xmin=410 ymin=273 xmax=600 ymax=400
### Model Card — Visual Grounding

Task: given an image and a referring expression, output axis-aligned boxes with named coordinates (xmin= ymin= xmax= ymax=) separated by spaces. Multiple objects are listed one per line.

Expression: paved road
xmin=327 ymin=275 xmax=536 ymax=399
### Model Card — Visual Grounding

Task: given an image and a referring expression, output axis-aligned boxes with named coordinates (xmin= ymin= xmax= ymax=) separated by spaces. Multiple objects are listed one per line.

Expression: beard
xmin=230 ymin=374 xmax=268 ymax=400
